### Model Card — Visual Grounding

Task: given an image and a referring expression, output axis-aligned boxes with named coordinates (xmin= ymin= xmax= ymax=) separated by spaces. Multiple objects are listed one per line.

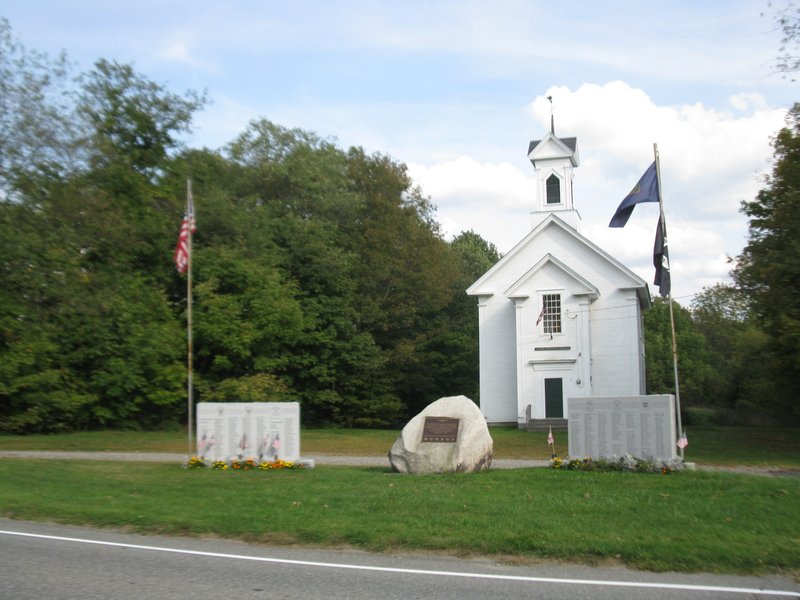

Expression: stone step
xmin=526 ymin=418 xmax=568 ymax=432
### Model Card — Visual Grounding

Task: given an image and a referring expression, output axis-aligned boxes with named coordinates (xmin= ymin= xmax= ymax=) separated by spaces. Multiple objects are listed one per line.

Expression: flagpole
xmin=187 ymin=178 xmax=194 ymax=460
xmin=653 ymin=144 xmax=684 ymax=461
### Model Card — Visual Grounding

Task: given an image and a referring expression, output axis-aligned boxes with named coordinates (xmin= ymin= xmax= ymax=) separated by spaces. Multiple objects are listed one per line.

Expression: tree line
xmin=1 ymin=19 xmax=797 ymax=432
xmin=0 ymin=20 xmax=500 ymax=432
xmin=644 ymin=105 xmax=800 ymax=426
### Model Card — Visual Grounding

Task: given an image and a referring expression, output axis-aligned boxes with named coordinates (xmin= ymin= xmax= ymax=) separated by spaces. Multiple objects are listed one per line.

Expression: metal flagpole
xmin=653 ymin=144 xmax=684 ymax=460
xmin=187 ymin=178 xmax=194 ymax=459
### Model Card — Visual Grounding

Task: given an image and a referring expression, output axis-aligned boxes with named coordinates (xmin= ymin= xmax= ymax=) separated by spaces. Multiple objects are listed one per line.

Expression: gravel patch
xmin=0 ymin=451 xmax=794 ymax=475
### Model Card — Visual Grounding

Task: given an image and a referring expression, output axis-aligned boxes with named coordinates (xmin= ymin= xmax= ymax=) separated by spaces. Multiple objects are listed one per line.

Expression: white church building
xmin=466 ymin=132 xmax=651 ymax=428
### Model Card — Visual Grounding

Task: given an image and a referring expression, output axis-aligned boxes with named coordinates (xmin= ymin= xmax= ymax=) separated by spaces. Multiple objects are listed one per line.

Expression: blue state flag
xmin=609 ymin=161 xmax=659 ymax=227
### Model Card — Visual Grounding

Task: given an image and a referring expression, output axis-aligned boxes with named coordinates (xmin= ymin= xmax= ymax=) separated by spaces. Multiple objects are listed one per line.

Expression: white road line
xmin=0 ymin=529 xmax=797 ymax=597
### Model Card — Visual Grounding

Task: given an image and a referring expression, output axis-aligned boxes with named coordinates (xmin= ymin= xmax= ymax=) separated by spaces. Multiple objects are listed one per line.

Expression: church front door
xmin=544 ymin=377 xmax=564 ymax=418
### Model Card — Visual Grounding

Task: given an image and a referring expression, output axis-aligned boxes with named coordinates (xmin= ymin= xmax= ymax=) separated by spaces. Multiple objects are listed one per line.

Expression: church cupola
xmin=527 ymin=132 xmax=581 ymax=230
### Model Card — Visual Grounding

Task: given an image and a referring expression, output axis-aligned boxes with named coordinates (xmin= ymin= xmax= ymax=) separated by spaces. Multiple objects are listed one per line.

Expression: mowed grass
xmin=0 ymin=459 xmax=797 ymax=575
xmin=1 ymin=426 xmax=799 ymax=466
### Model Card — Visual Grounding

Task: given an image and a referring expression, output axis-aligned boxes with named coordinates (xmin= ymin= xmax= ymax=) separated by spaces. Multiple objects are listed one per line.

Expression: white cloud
xmin=157 ymin=36 xmax=217 ymax=73
xmin=407 ymin=157 xmax=535 ymax=245
xmin=411 ymin=82 xmax=786 ymax=303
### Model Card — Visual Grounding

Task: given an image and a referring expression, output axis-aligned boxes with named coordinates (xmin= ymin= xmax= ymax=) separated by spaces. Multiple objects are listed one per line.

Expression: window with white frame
xmin=540 ymin=293 xmax=562 ymax=334
xmin=546 ymin=174 xmax=561 ymax=204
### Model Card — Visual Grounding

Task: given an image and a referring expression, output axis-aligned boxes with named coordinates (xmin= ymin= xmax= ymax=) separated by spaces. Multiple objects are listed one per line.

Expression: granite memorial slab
xmin=196 ymin=402 xmax=300 ymax=462
xmin=567 ymin=395 xmax=677 ymax=462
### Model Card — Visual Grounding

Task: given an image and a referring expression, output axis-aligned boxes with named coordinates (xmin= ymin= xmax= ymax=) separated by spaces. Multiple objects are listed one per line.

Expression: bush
xmin=683 ymin=406 xmax=720 ymax=427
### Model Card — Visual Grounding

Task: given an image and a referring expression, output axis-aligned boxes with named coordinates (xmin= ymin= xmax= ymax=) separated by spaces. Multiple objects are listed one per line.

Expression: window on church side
xmin=540 ymin=294 xmax=562 ymax=334
xmin=546 ymin=174 xmax=560 ymax=204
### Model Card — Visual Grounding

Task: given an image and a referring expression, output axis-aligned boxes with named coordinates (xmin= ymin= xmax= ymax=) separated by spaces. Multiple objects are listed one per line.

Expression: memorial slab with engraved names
xmin=196 ymin=402 xmax=300 ymax=462
xmin=568 ymin=395 xmax=677 ymax=461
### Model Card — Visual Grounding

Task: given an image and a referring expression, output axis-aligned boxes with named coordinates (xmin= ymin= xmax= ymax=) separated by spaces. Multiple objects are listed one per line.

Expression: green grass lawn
xmin=1 ymin=426 xmax=798 ymax=467
xmin=0 ymin=459 xmax=797 ymax=575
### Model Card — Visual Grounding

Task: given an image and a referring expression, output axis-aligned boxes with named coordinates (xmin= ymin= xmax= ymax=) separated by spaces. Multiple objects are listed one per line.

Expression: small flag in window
xmin=677 ymin=434 xmax=688 ymax=449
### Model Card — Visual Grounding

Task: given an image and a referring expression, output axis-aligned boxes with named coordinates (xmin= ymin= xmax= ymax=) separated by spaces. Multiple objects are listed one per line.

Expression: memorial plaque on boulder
xmin=421 ymin=417 xmax=460 ymax=443
xmin=568 ymin=395 xmax=677 ymax=461
xmin=389 ymin=395 xmax=492 ymax=474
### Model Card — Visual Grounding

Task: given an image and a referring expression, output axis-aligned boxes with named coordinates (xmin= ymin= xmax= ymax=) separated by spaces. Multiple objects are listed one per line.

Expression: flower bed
xmin=550 ymin=453 xmax=684 ymax=474
xmin=184 ymin=456 xmax=304 ymax=471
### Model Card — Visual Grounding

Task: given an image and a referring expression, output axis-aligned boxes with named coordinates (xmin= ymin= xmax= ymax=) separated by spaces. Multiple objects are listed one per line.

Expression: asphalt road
xmin=0 ymin=519 xmax=797 ymax=600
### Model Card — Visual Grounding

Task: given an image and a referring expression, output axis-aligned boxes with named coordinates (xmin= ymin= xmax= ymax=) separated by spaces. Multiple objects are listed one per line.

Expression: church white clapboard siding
xmin=467 ymin=131 xmax=650 ymax=427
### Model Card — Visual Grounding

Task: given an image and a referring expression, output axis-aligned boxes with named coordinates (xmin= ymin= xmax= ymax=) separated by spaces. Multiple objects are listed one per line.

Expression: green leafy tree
xmin=0 ymin=18 xmax=79 ymax=199
xmin=224 ymin=121 xmax=405 ymax=425
xmin=191 ymin=247 xmax=304 ymax=398
xmin=414 ymin=231 xmax=501 ymax=404
xmin=0 ymin=24 xmax=491 ymax=430
xmin=643 ymin=297 xmax=721 ymax=418
xmin=77 ymin=59 xmax=205 ymax=177
xmin=0 ymin=35 xmax=206 ymax=431
xmin=0 ymin=200 xmax=88 ymax=432
xmin=733 ymin=103 xmax=800 ymax=422
xmin=690 ymin=284 xmax=776 ymax=423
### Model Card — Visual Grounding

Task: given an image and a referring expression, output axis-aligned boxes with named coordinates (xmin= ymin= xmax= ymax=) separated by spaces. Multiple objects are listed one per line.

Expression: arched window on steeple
xmin=546 ymin=174 xmax=561 ymax=204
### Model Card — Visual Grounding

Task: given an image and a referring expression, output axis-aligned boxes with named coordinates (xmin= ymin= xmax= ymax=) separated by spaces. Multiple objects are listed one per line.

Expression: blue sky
xmin=2 ymin=0 xmax=796 ymax=302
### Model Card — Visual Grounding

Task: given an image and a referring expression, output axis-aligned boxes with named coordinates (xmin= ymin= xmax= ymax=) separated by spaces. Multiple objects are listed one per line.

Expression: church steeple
xmin=527 ymin=131 xmax=580 ymax=230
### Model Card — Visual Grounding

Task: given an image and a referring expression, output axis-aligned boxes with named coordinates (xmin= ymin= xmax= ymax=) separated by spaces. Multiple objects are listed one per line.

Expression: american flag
xmin=174 ymin=190 xmax=196 ymax=274
xmin=536 ymin=306 xmax=545 ymax=326
xmin=677 ymin=434 xmax=688 ymax=449
xmin=547 ymin=427 xmax=554 ymax=446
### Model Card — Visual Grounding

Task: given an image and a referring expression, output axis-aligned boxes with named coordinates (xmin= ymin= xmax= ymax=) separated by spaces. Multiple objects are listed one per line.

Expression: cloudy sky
xmin=3 ymin=1 xmax=795 ymax=303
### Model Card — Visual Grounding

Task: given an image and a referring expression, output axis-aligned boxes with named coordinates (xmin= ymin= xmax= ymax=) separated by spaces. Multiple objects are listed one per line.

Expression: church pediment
xmin=466 ymin=214 xmax=650 ymax=308
xmin=504 ymin=253 xmax=599 ymax=300
xmin=527 ymin=134 xmax=579 ymax=167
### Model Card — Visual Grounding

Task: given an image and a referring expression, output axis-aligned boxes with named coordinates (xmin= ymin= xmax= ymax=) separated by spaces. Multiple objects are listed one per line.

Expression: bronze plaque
xmin=421 ymin=416 xmax=460 ymax=443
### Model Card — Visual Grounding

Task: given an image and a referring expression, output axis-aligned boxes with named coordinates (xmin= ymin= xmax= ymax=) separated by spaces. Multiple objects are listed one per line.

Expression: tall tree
xmin=733 ymin=104 xmax=800 ymax=422
xmin=0 ymin=18 xmax=78 ymax=199
xmin=643 ymin=297 xmax=721 ymax=418
xmin=420 ymin=231 xmax=500 ymax=404
xmin=769 ymin=1 xmax=800 ymax=79
xmin=0 ymin=39 xmax=207 ymax=431
xmin=689 ymin=284 xmax=774 ymax=423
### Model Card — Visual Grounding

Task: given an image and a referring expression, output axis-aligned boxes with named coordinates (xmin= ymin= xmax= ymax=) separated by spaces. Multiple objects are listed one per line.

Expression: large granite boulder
xmin=389 ymin=395 xmax=493 ymax=474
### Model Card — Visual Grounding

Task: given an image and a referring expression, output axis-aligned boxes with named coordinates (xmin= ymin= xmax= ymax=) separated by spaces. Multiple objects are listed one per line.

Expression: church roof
xmin=528 ymin=136 xmax=577 ymax=155
xmin=527 ymin=134 xmax=579 ymax=168
xmin=466 ymin=213 xmax=651 ymax=308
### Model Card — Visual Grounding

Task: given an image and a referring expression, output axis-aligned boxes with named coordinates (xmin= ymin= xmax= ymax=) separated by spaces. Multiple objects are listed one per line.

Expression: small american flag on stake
xmin=174 ymin=190 xmax=196 ymax=274
xmin=547 ymin=426 xmax=554 ymax=446
xmin=677 ymin=433 xmax=688 ymax=449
